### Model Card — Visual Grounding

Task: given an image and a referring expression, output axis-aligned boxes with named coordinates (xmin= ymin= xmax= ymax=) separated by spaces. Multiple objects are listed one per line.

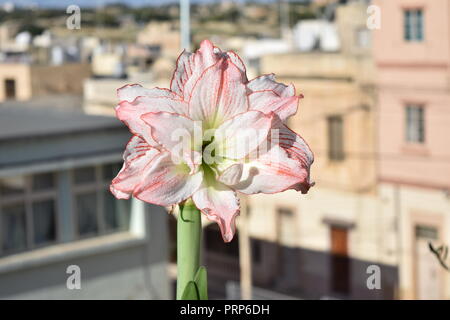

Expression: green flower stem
xmin=176 ymin=200 xmax=202 ymax=300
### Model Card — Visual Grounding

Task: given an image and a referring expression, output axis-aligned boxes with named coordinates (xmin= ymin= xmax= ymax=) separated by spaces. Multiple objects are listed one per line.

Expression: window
xmin=32 ymin=172 xmax=55 ymax=191
xmin=1 ymin=203 xmax=27 ymax=253
xmin=4 ymin=79 xmax=16 ymax=99
xmin=0 ymin=163 xmax=131 ymax=257
xmin=0 ymin=172 xmax=57 ymax=256
xmin=76 ymin=192 xmax=99 ymax=236
xmin=328 ymin=115 xmax=344 ymax=161
xmin=73 ymin=166 xmax=96 ymax=185
xmin=404 ymin=9 xmax=424 ymax=42
xmin=72 ymin=163 xmax=130 ymax=239
xmin=32 ymin=200 xmax=56 ymax=245
xmin=416 ymin=225 xmax=438 ymax=240
xmin=406 ymin=104 xmax=425 ymax=143
xmin=355 ymin=28 xmax=370 ymax=49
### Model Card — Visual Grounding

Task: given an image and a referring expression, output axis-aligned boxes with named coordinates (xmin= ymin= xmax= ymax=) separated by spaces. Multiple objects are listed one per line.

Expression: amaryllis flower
xmin=111 ymin=40 xmax=314 ymax=242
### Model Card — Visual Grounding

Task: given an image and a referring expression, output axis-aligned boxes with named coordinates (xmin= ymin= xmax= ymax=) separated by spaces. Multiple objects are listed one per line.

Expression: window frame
xmin=0 ymin=162 xmax=130 ymax=258
xmin=355 ymin=27 xmax=370 ymax=49
xmin=0 ymin=173 xmax=59 ymax=257
xmin=327 ymin=115 xmax=345 ymax=162
xmin=404 ymin=8 xmax=424 ymax=42
xmin=405 ymin=104 xmax=425 ymax=144
xmin=71 ymin=163 xmax=129 ymax=240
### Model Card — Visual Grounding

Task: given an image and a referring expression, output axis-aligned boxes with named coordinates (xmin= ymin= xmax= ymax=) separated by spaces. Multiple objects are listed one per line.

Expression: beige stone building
xmin=0 ymin=63 xmax=90 ymax=102
xmin=136 ymin=22 xmax=180 ymax=59
xmin=220 ymin=0 xmax=450 ymax=300
xmin=203 ymin=1 xmax=399 ymax=299
xmin=242 ymin=49 xmax=394 ymax=298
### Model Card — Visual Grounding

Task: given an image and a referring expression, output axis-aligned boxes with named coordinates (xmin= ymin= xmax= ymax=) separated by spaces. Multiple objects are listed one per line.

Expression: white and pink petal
xmin=134 ymin=152 xmax=203 ymax=207
xmin=247 ymin=74 xmax=295 ymax=97
xmin=192 ymin=181 xmax=240 ymax=242
xmin=212 ymin=110 xmax=273 ymax=160
xmin=117 ymin=84 xmax=177 ymax=102
xmin=271 ymin=116 xmax=314 ymax=170
xmin=110 ymin=135 xmax=160 ymax=199
xmin=116 ymin=96 xmax=188 ymax=145
xmin=218 ymin=163 xmax=243 ymax=186
xmin=232 ymin=145 xmax=311 ymax=194
xmin=171 ymin=40 xmax=219 ymax=100
xmin=141 ymin=111 xmax=202 ymax=166
xmin=189 ymin=58 xmax=248 ymax=125
xmin=249 ymin=90 xmax=300 ymax=122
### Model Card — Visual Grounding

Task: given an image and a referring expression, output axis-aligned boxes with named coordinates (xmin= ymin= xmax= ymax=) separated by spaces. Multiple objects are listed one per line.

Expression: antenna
xmin=180 ymin=0 xmax=191 ymax=51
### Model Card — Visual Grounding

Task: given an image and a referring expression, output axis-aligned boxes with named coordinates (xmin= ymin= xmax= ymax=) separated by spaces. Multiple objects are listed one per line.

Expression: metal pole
xmin=180 ymin=0 xmax=191 ymax=51
xmin=239 ymin=196 xmax=253 ymax=300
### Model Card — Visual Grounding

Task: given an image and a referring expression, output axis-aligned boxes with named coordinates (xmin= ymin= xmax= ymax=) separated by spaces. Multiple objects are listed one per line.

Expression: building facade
xmin=373 ymin=0 xmax=450 ymax=299
xmin=204 ymin=0 xmax=399 ymax=300
xmin=0 ymin=63 xmax=90 ymax=102
xmin=0 ymin=105 xmax=170 ymax=299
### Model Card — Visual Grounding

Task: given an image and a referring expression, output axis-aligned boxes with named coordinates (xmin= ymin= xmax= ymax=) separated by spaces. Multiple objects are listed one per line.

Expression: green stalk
xmin=176 ymin=200 xmax=201 ymax=300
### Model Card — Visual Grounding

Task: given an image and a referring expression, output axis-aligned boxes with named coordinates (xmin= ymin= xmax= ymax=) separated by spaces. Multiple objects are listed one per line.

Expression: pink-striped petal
xmin=110 ymin=135 xmax=160 ymax=199
xmin=247 ymin=74 xmax=295 ymax=97
xmin=192 ymin=181 xmax=240 ymax=242
xmin=218 ymin=163 xmax=243 ymax=185
xmin=232 ymin=145 xmax=312 ymax=194
xmin=117 ymin=84 xmax=177 ymax=102
xmin=249 ymin=90 xmax=300 ymax=122
xmin=171 ymin=40 xmax=219 ymax=100
xmin=272 ymin=116 xmax=314 ymax=170
xmin=189 ymin=58 xmax=248 ymax=126
xmin=226 ymin=50 xmax=247 ymax=80
xmin=116 ymin=96 xmax=188 ymax=146
xmin=171 ymin=40 xmax=248 ymax=103
xmin=134 ymin=152 xmax=203 ymax=206
xmin=212 ymin=110 xmax=273 ymax=160
xmin=140 ymin=112 xmax=201 ymax=165
xmin=110 ymin=184 xmax=131 ymax=199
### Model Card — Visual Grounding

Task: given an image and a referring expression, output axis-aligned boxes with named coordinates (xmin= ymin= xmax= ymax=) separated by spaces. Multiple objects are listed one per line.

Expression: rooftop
xmin=0 ymin=98 xmax=123 ymax=141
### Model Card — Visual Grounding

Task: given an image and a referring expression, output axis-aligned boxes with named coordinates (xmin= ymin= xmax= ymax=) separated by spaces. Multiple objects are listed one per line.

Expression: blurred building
xmin=204 ymin=0 xmax=398 ymax=300
xmin=0 ymin=22 xmax=20 ymax=52
xmin=0 ymin=104 xmax=170 ymax=299
xmin=84 ymin=22 xmax=180 ymax=115
xmin=373 ymin=0 xmax=450 ymax=299
xmin=208 ymin=0 xmax=450 ymax=300
xmin=0 ymin=63 xmax=90 ymax=102
xmin=137 ymin=22 xmax=180 ymax=59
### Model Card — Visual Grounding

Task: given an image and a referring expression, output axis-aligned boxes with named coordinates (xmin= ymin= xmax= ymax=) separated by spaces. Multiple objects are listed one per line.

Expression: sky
xmin=0 ymin=0 xmax=271 ymax=9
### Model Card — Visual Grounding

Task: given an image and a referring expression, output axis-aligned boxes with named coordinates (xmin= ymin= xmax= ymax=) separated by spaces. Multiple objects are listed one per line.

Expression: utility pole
xmin=180 ymin=0 xmax=191 ymax=50
xmin=239 ymin=196 xmax=253 ymax=300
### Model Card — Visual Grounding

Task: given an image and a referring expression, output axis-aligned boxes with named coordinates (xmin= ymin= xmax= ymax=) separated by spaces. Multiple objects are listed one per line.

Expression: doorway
xmin=415 ymin=225 xmax=441 ymax=300
xmin=4 ymin=79 xmax=16 ymax=99
xmin=330 ymin=226 xmax=350 ymax=295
